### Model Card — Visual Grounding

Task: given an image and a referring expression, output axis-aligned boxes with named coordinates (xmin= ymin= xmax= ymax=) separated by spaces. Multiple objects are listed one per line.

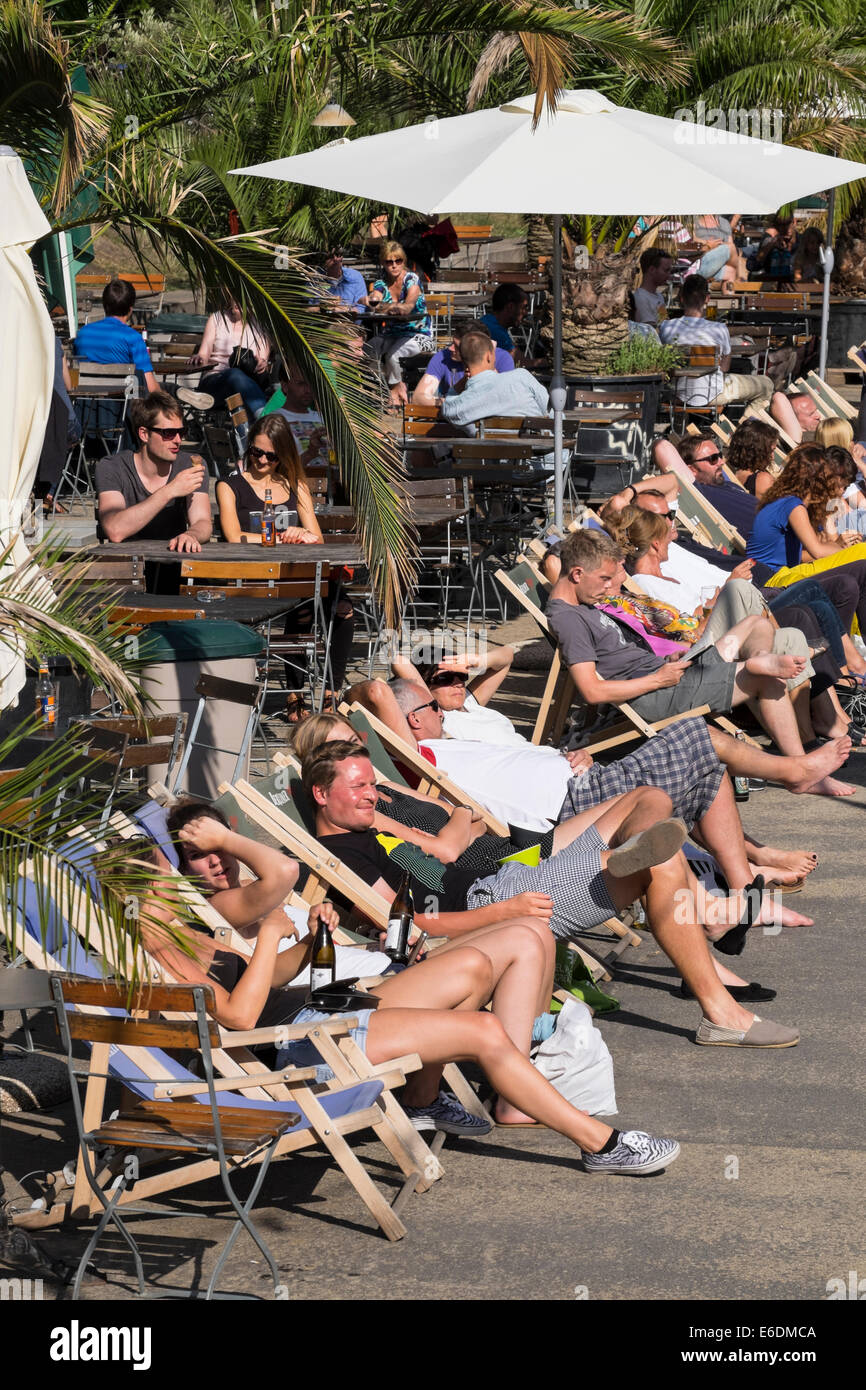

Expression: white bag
xmin=530 ymin=997 xmax=617 ymax=1116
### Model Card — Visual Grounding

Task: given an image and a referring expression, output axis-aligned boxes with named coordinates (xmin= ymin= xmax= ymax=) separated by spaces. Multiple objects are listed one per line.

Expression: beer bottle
xmin=385 ymin=870 xmax=413 ymax=964
xmin=733 ymin=730 xmax=750 ymax=802
xmin=309 ymin=917 xmax=336 ymax=992
xmin=37 ymin=663 xmax=56 ymax=728
xmin=261 ymin=488 xmax=276 ymax=546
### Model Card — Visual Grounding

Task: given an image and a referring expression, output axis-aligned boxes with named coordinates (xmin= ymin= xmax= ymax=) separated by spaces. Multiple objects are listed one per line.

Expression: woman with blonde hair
xmin=365 ymin=240 xmax=435 ymax=406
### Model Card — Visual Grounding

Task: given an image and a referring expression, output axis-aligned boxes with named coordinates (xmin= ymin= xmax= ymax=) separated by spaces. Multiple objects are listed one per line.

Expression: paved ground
xmin=2 ymin=633 xmax=865 ymax=1305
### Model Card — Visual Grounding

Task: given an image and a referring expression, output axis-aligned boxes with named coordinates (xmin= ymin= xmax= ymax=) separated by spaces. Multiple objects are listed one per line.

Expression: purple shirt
xmin=424 ymin=345 xmax=514 ymax=395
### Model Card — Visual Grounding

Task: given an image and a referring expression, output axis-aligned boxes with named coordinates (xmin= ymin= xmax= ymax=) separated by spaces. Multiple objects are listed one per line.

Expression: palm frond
xmin=0 ymin=0 xmax=109 ymax=212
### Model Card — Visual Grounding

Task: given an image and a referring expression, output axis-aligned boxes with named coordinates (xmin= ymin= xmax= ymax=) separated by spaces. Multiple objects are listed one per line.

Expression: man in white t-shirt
xmin=632 ymin=248 xmax=674 ymax=326
xmin=268 ymin=368 xmax=330 ymax=470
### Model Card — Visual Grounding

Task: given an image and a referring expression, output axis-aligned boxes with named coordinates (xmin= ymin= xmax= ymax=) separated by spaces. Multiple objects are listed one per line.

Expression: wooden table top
xmin=81 ymin=539 xmax=364 ymax=565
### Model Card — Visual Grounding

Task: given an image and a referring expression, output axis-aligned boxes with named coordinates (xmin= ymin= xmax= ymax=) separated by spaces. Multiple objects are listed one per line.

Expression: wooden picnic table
xmin=81 ymin=539 xmax=364 ymax=566
xmin=108 ymin=588 xmax=312 ymax=626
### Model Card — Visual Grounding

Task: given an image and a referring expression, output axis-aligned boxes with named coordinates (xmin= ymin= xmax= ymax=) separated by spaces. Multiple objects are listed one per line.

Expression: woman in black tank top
xmin=141 ymin=802 xmax=641 ymax=1155
xmin=216 ymin=413 xmax=323 ymax=545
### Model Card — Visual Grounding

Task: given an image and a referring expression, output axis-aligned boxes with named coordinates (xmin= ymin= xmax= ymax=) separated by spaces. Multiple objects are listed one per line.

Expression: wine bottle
xmin=261 ymin=487 xmax=276 ymax=546
xmin=385 ymin=870 xmax=413 ymax=964
xmin=309 ymin=918 xmax=336 ymax=992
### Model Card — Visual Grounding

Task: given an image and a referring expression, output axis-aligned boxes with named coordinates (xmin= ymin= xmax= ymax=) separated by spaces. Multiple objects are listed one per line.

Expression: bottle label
xmin=310 ymin=966 xmax=333 ymax=992
xmin=261 ymin=516 xmax=275 ymax=545
xmin=40 ymin=694 xmax=56 ymax=727
xmin=385 ymin=913 xmax=411 ymax=960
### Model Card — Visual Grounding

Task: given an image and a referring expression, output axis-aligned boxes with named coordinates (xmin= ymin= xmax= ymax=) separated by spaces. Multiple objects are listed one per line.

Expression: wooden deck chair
xmin=86 ymin=806 xmax=444 ymax=1185
xmin=793 ymin=372 xmax=858 ymax=422
xmin=8 ymin=911 xmax=419 ymax=1247
xmin=7 ymin=858 xmax=435 ymax=1241
xmin=340 ymin=702 xmax=511 ymax=837
xmin=218 ymin=778 xmax=492 ymax=1117
xmin=493 ymin=558 xmax=716 ymax=755
xmin=672 ymin=468 xmax=746 ymax=553
xmin=846 ymin=341 xmax=866 ymax=378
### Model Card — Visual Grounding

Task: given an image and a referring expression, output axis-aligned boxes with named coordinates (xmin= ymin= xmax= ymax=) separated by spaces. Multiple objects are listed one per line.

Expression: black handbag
xmin=306 ymin=977 xmax=381 ymax=1013
xmin=228 ymin=345 xmax=260 ymax=378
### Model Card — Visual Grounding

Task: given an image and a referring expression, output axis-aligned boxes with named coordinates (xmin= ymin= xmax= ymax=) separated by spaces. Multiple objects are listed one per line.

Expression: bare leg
xmin=430 ymin=918 xmax=554 ymax=1052
xmin=720 ymin=675 xmax=856 ymax=795
xmin=688 ymin=772 xmax=813 ymax=926
xmin=602 ymin=852 xmax=759 ymax=1033
xmin=810 ymin=685 xmax=851 ymax=739
xmin=369 ymin=951 xmax=614 ymax=1150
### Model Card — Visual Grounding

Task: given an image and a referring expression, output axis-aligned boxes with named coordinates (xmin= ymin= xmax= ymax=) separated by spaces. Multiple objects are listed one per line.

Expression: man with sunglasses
xmin=95 ymin=390 xmax=211 ymax=557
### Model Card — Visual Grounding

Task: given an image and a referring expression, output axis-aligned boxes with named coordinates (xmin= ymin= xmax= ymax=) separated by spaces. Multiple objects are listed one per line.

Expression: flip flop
xmin=706 ymin=875 xmax=765 ymax=957
xmin=777 ymin=877 xmax=805 ymax=894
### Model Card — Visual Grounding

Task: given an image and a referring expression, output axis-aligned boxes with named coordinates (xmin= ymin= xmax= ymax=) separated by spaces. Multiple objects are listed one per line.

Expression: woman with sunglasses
xmin=216 ymin=413 xmax=322 ymax=546
xmin=364 ymin=241 xmax=434 ymax=407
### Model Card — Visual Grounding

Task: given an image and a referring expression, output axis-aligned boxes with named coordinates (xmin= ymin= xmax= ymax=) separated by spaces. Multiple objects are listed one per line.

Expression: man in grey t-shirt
xmin=545 ymin=528 xmax=851 ymax=795
xmin=95 ymin=390 xmax=211 ymax=550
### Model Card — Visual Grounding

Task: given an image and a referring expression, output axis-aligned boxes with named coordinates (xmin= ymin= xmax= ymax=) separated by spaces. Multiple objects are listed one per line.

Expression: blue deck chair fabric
xmin=14 ymin=877 xmax=382 ymax=1126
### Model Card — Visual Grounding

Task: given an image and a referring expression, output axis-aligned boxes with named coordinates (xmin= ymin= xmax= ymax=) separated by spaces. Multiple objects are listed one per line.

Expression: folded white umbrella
xmin=234 ymin=89 xmax=866 ymax=523
xmin=0 ymin=147 xmax=55 ymax=711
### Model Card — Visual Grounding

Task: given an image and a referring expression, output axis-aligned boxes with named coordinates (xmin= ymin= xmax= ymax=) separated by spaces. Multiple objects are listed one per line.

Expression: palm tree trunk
xmin=541 ymin=245 xmax=637 ymax=375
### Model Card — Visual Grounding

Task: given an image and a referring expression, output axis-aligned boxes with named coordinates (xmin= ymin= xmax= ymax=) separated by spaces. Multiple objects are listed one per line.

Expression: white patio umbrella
xmin=234 ymin=89 xmax=866 ymax=527
xmin=0 ymin=147 xmax=55 ymax=711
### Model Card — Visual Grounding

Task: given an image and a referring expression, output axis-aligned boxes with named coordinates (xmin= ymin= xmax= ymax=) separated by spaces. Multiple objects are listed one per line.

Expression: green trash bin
xmin=137 ymin=621 xmax=264 ymax=800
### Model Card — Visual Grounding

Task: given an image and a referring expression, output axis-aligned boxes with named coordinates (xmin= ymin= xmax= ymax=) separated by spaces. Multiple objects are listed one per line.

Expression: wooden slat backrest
xmin=454 ymin=224 xmax=493 ymax=239
xmin=180 ymin=559 xmax=286 ymax=580
xmin=570 ymin=388 xmax=643 ymax=406
xmin=64 ymin=1010 xmax=218 ymax=1050
xmin=57 ymin=974 xmax=216 ymax=1018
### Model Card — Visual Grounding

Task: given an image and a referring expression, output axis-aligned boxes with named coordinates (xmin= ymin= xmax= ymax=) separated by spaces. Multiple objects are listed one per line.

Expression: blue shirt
xmin=480 ymin=313 xmax=515 ymax=353
xmin=440 ymin=368 xmax=549 ymax=429
xmin=326 ymin=265 xmax=367 ymax=310
xmin=746 ymin=495 xmax=804 ymax=570
xmin=74 ymin=317 xmax=153 ymax=372
xmin=694 ymin=478 xmax=758 ymax=540
xmin=424 ymin=345 xmax=514 ymax=394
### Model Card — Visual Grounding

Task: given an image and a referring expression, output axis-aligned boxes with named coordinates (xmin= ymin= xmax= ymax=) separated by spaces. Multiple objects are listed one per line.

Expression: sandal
xmin=285 ymin=693 xmax=310 ymax=724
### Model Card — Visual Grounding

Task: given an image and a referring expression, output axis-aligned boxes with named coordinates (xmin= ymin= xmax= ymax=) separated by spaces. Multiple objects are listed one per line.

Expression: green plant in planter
xmin=602 ymin=336 xmax=685 ymax=377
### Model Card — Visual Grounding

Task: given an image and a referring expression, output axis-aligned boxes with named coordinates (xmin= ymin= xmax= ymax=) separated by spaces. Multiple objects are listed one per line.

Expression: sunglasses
xmin=384 ymin=258 xmax=405 ymax=265
xmin=148 ymin=425 xmax=184 ymax=441
xmin=429 ymin=672 xmax=467 ymax=688
xmin=410 ymin=698 xmax=440 ymax=716
xmin=699 ymin=451 xmax=723 ymax=463
xmin=248 ymin=445 xmax=279 ymax=464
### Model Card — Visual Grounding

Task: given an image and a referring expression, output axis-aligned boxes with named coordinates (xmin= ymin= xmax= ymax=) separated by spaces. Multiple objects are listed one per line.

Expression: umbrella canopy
xmin=0 ymin=147 xmax=55 ymax=710
xmin=234 ymin=89 xmax=866 ymax=527
xmin=235 ymin=89 xmax=866 ymax=216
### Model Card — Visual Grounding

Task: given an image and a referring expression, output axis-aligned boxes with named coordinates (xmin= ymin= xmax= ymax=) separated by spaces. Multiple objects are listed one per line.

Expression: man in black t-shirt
xmin=300 ymin=741 xmax=801 ymax=1048
xmin=95 ymin=389 xmax=211 ymax=551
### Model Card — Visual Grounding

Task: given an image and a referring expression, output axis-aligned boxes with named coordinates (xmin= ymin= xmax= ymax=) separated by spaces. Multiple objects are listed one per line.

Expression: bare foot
xmin=748 ymin=862 xmax=805 ymax=887
xmin=704 ymin=1001 xmax=756 ymax=1031
xmin=746 ymin=846 xmax=818 ymax=877
xmin=744 ymin=652 xmax=806 ymax=680
xmin=756 ymin=897 xmax=814 ymax=928
xmin=805 ymin=775 xmax=857 ymax=797
xmin=787 ymin=737 xmax=851 ymax=793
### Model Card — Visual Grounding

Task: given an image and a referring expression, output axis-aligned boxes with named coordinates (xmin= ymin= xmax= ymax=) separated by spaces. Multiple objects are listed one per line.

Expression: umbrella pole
xmin=551 ymin=214 xmax=566 ymax=531
xmin=818 ymin=188 xmax=836 ymax=382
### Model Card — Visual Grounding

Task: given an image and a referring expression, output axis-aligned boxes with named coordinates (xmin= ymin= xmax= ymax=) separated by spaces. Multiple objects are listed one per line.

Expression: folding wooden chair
xmin=668 ymin=345 xmax=723 ymax=432
xmin=340 ymin=701 xmax=510 ymax=836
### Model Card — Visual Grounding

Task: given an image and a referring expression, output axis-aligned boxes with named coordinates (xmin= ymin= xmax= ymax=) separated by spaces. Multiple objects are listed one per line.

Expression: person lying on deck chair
xmin=143 ymin=800 xmax=679 ymax=1169
xmin=303 ymin=740 xmax=801 ymax=1051
xmin=347 ymin=672 xmax=843 ymax=865
xmin=546 ymin=528 xmax=854 ymax=799
xmin=292 ymin=711 xmax=813 ymax=980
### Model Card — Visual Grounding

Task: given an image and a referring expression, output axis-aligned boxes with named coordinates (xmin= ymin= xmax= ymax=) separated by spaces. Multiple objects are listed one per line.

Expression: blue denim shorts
xmin=275 ymin=1006 xmax=376 ymax=1084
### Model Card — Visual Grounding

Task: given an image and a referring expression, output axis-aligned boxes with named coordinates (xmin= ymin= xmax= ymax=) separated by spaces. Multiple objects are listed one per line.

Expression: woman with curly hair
xmin=727 ymin=417 xmax=779 ymax=500
xmin=749 ymin=447 xmax=866 ymax=671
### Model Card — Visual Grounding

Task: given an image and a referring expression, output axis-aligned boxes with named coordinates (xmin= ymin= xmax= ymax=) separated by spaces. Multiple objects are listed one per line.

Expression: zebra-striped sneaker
xmin=582 ymin=1129 xmax=680 ymax=1175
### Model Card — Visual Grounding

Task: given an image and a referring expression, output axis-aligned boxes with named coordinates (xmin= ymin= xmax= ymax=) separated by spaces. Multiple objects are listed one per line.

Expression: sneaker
xmin=581 ymin=1129 xmax=680 ymax=1175
xmin=403 ymin=1092 xmax=493 ymax=1137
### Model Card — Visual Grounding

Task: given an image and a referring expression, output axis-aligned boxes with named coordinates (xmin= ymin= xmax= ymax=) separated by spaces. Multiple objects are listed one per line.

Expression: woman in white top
xmin=192 ymin=297 xmax=273 ymax=418
xmin=391 ymin=647 xmax=521 ymax=744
